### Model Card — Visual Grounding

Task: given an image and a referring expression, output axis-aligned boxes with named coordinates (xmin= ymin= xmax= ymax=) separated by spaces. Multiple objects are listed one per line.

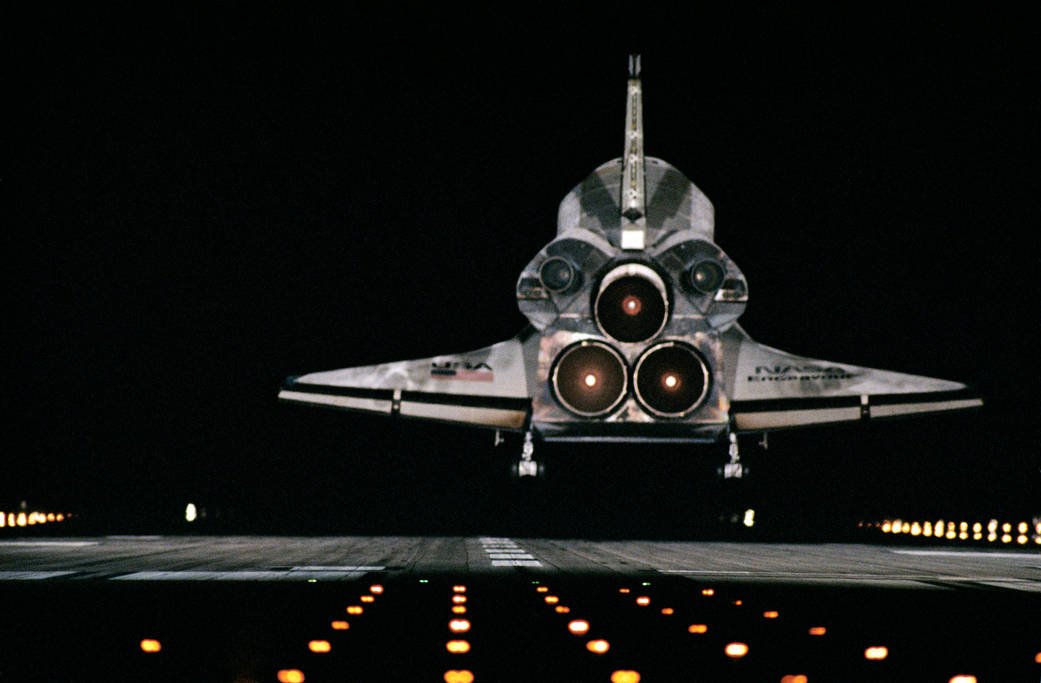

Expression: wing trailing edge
xmin=278 ymin=332 xmax=536 ymax=431
xmin=721 ymin=325 xmax=983 ymax=432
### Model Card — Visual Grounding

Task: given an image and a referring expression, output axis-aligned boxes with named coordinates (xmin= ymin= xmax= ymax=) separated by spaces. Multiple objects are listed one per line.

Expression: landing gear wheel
xmin=510 ymin=431 xmax=545 ymax=479
xmin=717 ymin=432 xmax=749 ymax=480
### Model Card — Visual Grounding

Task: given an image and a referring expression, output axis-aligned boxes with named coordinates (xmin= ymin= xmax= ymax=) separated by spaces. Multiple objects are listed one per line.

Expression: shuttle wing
xmin=278 ymin=332 xmax=535 ymax=431
xmin=723 ymin=325 xmax=983 ymax=432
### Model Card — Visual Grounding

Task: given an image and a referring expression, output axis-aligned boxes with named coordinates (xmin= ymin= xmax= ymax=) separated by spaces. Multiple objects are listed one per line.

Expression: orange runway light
xmin=687 ymin=624 xmax=708 ymax=634
xmin=452 ymin=595 xmax=467 ymax=604
xmin=1036 ymin=651 xmax=1041 ymax=663
xmin=445 ymin=640 xmax=471 ymax=654
xmin=307 ymin=640 xmax=330 ymax=653
xmin=369 ymin=584 xmax=384 ymax=594
xmin=536 ymin=586 xmax=549 ymax=593
xmin=56 ymin=513 xmax=64 ymax=522
xmin=449 ymin=619 xmax=471 ymax=633
xmin=611 ymin=671 xmax=641 ymax=683
xmin=864 ymin=646 xmax=888 ymax=661
xmin=635 ymin=596 xmax=650 ymax=606
xmin=452 ymin=605 xmax=467 ymax=614
xmin=808 ymin=626 xmax=827 ymax=636
xmin=660 ymin=607 xmax=674 ymax=615
xmin=618 ymin=587 xmax=630 ymax=594
xmin=732 ymin=600 xmax=743 ymax=606
xmin=586 ymin=639 xmax=610 ymax=654
xmin=443 ymin=671 xmax=474 ymax=683
xmin=139 ymin=639 xmax=161 ymax=653
xmin=701 ymin=588 xmax=715 ymax=596
xmin=544 ymin=595 xmax=559 ymax=604
xmin=949 ymin=677 xmax=977 ymax=683
xmin=724 ymin=642 xmax=749 ymax=658
xmin=568 ymin=620 xmax=590 ymax=635
xmin=346 ymin=606 xmax=363 ymax=615
xmin=555 ymin=605 xmax=571 ymax=613
xmin=763 ymin=611 xmax=779 ymax=619
xmin=360 ymin=595 xmax=375 ymax=603
xmin=277 ymin=670 xmax=305 ymax=683
xmin=781 ymin=676 xmax=808 ymax=683
xmin=330 ymin=621 xmax=349 ymax=630
xmin=452 ymin=585 xmax=466 ymax=593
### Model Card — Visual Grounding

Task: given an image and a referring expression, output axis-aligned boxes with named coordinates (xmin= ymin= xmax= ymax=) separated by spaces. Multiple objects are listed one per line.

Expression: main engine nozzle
xmin=594 ymin=263 xmax=669 ymax=343
xmin=551 ymin=340 xmax=628 ymax=417
xmin=633 ymin=342 xmax=710 ymax=417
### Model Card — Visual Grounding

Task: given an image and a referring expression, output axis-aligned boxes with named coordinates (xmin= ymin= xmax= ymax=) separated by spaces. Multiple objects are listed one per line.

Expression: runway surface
xmin=1 ymin=535 xmax=1040 ymax=589
xmin=1 ymin=536 xmax=1038 ymax=681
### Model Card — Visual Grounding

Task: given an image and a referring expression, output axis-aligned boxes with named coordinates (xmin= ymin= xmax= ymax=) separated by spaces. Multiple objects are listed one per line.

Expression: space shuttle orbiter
xmin=279 ymin=55 xmax=982 ymax=476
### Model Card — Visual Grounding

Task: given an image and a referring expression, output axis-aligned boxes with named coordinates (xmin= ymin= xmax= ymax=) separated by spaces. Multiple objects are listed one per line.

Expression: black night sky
xmin=5 ymin=7 xmax=1038 ymax=536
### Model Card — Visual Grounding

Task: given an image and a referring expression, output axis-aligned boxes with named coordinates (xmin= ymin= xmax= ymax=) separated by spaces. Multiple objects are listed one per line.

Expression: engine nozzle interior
xmin=633 ymin=342 xmax=709 ymax=417
xmin=594 ymin=263 xmax=668 ymax=343
xmin=551 ymin=341 xmax=628 ymax=417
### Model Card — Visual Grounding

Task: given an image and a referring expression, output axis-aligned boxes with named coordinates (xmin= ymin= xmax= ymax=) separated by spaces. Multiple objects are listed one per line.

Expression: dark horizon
xmin=6 ymin=7 xmax=1038 ymax=535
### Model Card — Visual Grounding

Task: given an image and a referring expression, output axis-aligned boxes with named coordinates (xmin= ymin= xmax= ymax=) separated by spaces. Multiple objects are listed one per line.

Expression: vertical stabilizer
xmin=620 ymin=54 xmax=646 ymax=250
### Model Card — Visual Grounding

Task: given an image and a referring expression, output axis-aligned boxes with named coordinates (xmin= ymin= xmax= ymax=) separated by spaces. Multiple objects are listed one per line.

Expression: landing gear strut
xmin=718 ymin=432 xmax=749 ymax=480
xmin=511 ymin=430 xmax=544 ymax=478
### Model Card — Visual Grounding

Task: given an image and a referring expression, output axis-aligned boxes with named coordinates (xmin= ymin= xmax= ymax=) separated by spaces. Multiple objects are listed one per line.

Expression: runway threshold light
xmin=139 ymin=639 xmax=161 ymax=653
xmin=446 ymin=640 xmax=471 ymax=653
xmin=724 ymin=642 xmax=749 ymax=658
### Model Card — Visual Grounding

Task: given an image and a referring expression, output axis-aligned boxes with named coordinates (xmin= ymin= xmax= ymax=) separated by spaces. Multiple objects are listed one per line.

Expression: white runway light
xmin=185 ymin=503 xmax=197 ymax=523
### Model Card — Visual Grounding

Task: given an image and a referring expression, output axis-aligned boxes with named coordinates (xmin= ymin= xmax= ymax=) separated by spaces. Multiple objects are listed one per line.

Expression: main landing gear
xmin=506 ymin=430 xmax=545 ymax=479
xmin=718 ymin=432 xmax=750 ymax=480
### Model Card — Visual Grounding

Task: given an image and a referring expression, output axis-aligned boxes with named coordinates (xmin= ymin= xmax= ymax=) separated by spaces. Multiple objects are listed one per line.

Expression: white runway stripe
xmin=0 ymin=541 xmax=99 ymax=547
xmin=112 ymin=569 xmax=375 ymax=581
xmin=0 ymin=571 xmax=78 ymax=580
xmin=890 ymin=550 xmax=1038 ymax=559
xmin=479 ymin=537 xmax=542 ymax=567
